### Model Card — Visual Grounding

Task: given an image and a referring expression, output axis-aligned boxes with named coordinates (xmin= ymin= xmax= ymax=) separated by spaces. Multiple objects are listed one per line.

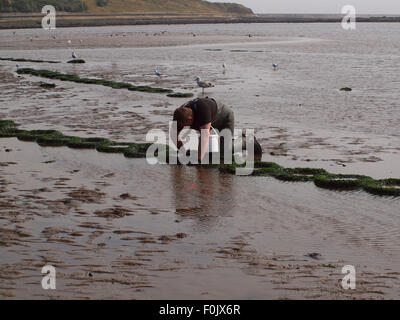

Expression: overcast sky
xmin=209 ymin=0 xmax=400 ymax=14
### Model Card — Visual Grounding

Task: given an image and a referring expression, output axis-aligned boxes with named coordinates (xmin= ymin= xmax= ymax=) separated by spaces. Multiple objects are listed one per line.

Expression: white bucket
xmin=207 ymin=126 xmax=219 ymax=153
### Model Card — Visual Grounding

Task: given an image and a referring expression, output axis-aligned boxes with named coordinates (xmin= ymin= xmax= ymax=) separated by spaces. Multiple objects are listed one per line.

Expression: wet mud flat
xmin=1 ymin=23 xmax=399 ymax=178
xmin=0 ymin=139 xmax=399 ymax=299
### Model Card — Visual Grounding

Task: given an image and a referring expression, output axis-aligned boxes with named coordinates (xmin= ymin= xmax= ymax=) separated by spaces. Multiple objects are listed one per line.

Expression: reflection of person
xmin=171 ymin=165 xmax=234 ymax=226
xmin=172 ymin=97 xmax=262 ymax=161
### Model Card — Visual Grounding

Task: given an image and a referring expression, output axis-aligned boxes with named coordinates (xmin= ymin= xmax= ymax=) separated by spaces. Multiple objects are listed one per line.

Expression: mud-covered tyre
xmin=123 ymin=143 xmax=152 ymax=158
xmin=252 ymin=162 xmax=282 ymax=176
xmin=362 ymin=178 xmax=400 ymax=196
xmin=96 ymin=142 xmax=131 ymax=153
xmin=273 ymin=167 xmax=329 ymax=182
xmin=66 ymin=137 xmax=109 ymax=149
xmin=17 ymin=130 xmax=62 ymax=142
xmin=0 ymin=120 xmax=17 ymax=131
xmin=314 ymin=174 xmax=371 ymax=190
xmin=36 ymin=136 xmax=71 ymax=147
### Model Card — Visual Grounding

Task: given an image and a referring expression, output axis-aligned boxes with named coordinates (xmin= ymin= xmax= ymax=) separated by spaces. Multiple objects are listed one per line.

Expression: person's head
xmin=173 ymin=107 xmax=193 ymax=130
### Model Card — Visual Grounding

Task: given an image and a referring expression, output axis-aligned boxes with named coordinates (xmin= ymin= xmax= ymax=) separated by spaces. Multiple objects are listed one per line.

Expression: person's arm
xmin=198 ymin=122 xmax=211 ymax=162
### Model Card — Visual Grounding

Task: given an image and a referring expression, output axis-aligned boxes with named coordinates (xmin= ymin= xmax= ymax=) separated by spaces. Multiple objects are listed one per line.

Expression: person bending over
xmin=172 ymin=97 xmax=262 ymax=161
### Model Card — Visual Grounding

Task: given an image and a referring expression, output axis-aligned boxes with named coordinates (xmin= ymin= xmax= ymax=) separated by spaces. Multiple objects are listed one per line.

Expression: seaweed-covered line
xmin=0 ymin=57 xmax=61 ymax=63
xmin=16 ymin=68 xmax=193 ymax=97
xmin=1 ymin=120 xmax=399 ymax=197
xmin=220 ymin=162 xmax=400 ymax=197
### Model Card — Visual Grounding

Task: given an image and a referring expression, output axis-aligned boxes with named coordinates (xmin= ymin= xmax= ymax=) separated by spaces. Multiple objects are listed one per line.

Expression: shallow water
xmin=0 ymin=23 xmax=399 ymax=299
xmin=0 ymin=139 xmax=399 ymax=299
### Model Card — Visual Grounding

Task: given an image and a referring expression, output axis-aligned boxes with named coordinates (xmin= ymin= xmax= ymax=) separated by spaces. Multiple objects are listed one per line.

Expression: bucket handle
xmin=209 ymin=126 xmax=218 ymax=135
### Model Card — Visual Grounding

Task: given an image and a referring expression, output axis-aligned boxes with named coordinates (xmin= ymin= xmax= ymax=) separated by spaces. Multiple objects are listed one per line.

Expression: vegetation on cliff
xmin=0 ymin=0 xmax=253 ymax=14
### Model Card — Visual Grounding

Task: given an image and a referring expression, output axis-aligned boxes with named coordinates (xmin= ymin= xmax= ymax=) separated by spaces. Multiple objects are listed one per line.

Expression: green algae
xmin=17 ymin=130 xmax=63 ymax=142
xmin=16 ymin=68 xmax=181 ymax=96
xmin=40 ymin=83 xmax=56 ymax=88
xmin=167 ymin=92 xmax=194 ymax=98
xmin=0 ymin=120 xmax=18 ymax=137
xmin=123 ymin=143 xmax=153 ymax=158
xmin=0 ymin=57 xmax=60 ymax=63
xmin=314 ymin=174 xmax=372 ymax=190
xmin=67 ymin=59 xmax=86 ymax=64
xmin=219 ymin=162 xmax=399 ymax=197
xmin=66 ymin=137 xmax=111 ymax=149
xmin=0 ymin=120 xmax=149 ymax=157
xmin=96 ymin=142 xmax=132 ymax=153
xmin=362 ymin=178 xmax=400 ymax=196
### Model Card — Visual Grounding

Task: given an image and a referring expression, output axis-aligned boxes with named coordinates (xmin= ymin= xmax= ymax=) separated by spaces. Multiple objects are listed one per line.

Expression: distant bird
xmin=195 ymin=76 xmax=214 ymax=95
xmin=80 ymin=39 xmax=83 ymax=44
xmin=16 ymin=64 xmax=19 ymax=69
xmin=29 ymin=37 xmax=33 ymax=42
xmin=222 ymin=63 xmax=226 ymax=70
xmin=67 ymin=40 xmax=71 ymax=45
xmin=72 ymin=51 xmax=78 ymax=59
xmin=154 ymin=70 xmax=162 ymax=78
xmin=272 ymin=63 xmax=278 ymax=70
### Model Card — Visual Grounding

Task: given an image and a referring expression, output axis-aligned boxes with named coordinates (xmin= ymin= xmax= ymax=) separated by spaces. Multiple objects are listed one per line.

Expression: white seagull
xmin=195 ymin=76 xmax=214 ymax=95
xmin=272 ymin=63 xmax=278 ymax=70
xmin=72 ymin=51 xmax=78 ymax=59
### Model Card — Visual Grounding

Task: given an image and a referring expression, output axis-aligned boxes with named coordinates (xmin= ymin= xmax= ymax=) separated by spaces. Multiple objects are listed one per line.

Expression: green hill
xmin=0 ymin=0 xmax=253 ymax=14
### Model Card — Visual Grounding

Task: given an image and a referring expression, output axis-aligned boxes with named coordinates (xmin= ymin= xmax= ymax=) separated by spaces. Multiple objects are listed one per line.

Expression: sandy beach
xmin=0 ymin=23 xmax=399 ymax=299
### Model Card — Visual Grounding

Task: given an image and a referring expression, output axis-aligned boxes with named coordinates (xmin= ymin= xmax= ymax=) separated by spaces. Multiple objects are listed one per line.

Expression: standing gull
xmin=272 ymin=63 xmax=278 ymax=70
xmin=195 ymin=76 xmax=214 ymax=95
xmin=72 ymin=51 xmax=78 ymax=59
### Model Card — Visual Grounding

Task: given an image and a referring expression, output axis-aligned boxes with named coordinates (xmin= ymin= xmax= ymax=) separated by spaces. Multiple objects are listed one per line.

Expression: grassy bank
xmin=1 ymin=14 xmax=400 ymax=29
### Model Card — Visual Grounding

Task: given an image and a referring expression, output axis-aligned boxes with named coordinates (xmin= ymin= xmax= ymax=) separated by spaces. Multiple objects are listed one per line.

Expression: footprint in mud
xmin=102 ymin=172 xmax=115 ymax=178
xmin=93 ymin=207 xmax=132 ymax=219
xmin=67 ymin=188 xmax=106 ymax=203
xmin=305 ymin=252 xmax=321 ymax=260
xmin=118 ymin=193 xmax=139 ymax=200
xmin=158 ymin=233 xmax=188 ymax=244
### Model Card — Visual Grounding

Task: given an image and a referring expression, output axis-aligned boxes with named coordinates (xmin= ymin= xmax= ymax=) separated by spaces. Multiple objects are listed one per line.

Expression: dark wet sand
xmin=1 ymin=139 xmax=399 ymax=299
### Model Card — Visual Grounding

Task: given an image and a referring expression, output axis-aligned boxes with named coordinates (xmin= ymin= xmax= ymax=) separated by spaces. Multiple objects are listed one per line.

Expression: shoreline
xmin=1 ymin=13 xmax=400 ymax=30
